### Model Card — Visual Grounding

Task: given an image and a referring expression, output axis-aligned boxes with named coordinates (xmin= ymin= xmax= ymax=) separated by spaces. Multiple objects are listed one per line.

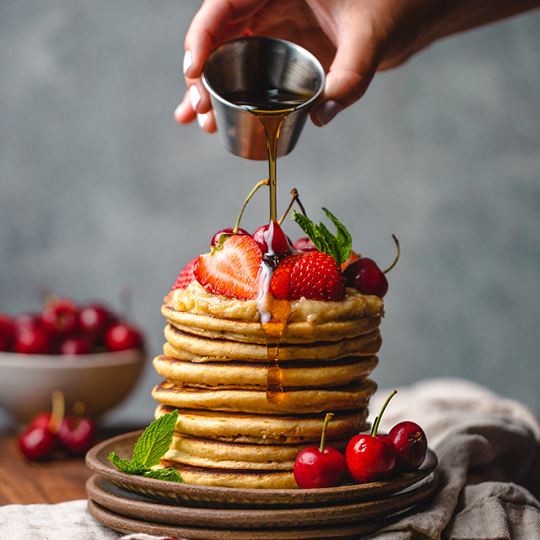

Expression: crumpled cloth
xmin=1 ymin=378 xmax=539 ymax=540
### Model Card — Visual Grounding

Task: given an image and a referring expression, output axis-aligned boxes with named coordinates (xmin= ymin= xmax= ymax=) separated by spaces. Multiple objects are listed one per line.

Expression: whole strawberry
xmin=171 ymin=257 xmax=198 ymax=291
xmin=270 ymin=251 xmax=346 ymax=302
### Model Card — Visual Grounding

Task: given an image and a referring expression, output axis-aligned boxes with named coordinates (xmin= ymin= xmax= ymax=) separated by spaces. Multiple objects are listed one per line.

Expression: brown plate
xmin=88 ymin=498 xmax=399 ymax=539
xmin=86 ymin=430 xmax=438 ymax=508
xmin=87 ymin=471 xmax=439 ymax=529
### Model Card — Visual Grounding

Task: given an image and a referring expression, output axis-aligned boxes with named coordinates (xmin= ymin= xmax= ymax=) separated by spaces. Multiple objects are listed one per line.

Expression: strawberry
xmin=270 ymin=251 xmax=346 ymax=302
xmin=171 ymin=258 xmax=198 ymax=291
xmin=194 ymin=235 xmax=263 ymax=300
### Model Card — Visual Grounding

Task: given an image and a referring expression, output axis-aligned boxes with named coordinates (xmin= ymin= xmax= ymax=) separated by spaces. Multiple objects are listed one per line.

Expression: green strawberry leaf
xmin=108 ymin=409 xmax=182 ymax=483
xmin=132 ymin=409 xmax=179 ymax=468
xmin=291 ymin=208 xmax=352 ymax=265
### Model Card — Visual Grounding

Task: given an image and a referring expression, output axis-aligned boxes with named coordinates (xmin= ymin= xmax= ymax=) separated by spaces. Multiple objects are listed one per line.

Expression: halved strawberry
xmin=171 ymin=258 xmax=197 ymax=291
xmin=194 ymin=235 xmax=263 ymax=300
xmin=271 ymin=251 xmax=345 ymax=302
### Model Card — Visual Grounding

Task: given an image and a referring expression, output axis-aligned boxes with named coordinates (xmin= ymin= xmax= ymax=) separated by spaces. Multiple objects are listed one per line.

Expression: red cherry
xmin=293 ymin=237 xmax=318 ymax=253
xmin=252 ymin=221 xmax=292 ymax=256
xmin=343 ymin=258 xmax=389 ymax=297
xmin=210 ymin=227 xmax=250 ymax=247
xmin=104 ymin=322 xmax=144 ymax=351
xmin=14 ymin=325 xmax=53 ymax=354
xmin=78 ymin=303 xmax=115 ymax=342
xmin=13 ymin=313 xmax=41 ymax=335
xmin=345 ymin=390 xmax=398 ymax=483
xmin=0 ymin=313 xmax=15 ymax=351
xmin=29 ymin=412 xmax=54 ymax=431
xmin=40 ymin=298 xmax=80 ymax=338
xmin=18 ymin=426 xmax=57 ymax=461
xmin=60 ymin=335 xmax=92 ymax=355
xmin=58 ymin=416 xmax=97 ymax=455
xmin=345 ymin=434 xmax=396 ymax=483
xmin=293 ymin=413 xmax=347 ymax=489
xmin=388 ymin=421 xmax=428 ymax=472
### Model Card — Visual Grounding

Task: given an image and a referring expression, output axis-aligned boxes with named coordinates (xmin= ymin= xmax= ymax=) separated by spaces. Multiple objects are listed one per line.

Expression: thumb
xmin=311 ymin=28 xmax=380 ymax=126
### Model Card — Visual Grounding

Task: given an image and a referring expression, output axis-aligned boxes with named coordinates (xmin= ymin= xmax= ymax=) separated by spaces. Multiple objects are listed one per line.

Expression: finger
xmin=184 ymin=0 xmax=268 ymax=79
xmin=174 ymin=90 xmax=197 ymax=124
xmin=311 ymin=25 xmax=380 ymax=126
xmin=196 ymin=110 xmax=217 ymax=134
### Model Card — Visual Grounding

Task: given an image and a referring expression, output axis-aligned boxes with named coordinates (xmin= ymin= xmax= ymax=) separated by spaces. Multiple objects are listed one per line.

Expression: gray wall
xmin=1 ymin=2 xmax=539 ymax=427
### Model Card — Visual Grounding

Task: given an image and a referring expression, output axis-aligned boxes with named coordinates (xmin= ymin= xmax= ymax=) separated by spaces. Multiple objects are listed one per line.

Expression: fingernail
xmin=197 ymin=113 xmax=208 ymax=129
xmin=183 ymin=50 xmax=192 ymax=75
xmin=189 ymin=85 xmax=201 ymax=111
xmin=174 ymin=103 xmax=183 ymax=119
xmin=314 ymin=100 xmax=342 ymax=126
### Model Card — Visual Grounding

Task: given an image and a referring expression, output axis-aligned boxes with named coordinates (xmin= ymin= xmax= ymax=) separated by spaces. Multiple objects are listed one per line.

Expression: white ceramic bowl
xmin=0 ymin=349 xmax=146 ymax=425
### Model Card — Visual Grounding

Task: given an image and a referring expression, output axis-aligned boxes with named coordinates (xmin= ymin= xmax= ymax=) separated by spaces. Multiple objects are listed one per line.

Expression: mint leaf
xmin=291 ymin=208 xmax=352 ymax=265
xmin=108 ymin=409 xmax=182 ymax=483
xmin=109 ymin=452 xmax=146 ymax=475
xmin=132 ymin=409 xmax=178 ymax=468
xmin=143 ymin=468 xmax=183 ymax=482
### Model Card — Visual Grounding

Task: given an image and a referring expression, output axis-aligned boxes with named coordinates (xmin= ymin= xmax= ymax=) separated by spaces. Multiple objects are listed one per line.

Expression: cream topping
xmin=167 ymin=281 xmax=384 ymax=324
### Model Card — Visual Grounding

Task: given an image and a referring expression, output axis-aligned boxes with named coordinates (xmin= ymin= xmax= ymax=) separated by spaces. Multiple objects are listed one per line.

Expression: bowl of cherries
xmin=0 ymin=297 xmax=146 ymax=426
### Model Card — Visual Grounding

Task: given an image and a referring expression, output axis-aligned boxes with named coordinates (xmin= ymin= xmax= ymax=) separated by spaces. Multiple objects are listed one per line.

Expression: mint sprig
xmin=108 ymin=409 xmax=183 ymax=483
xmin=291 ymin=207 xmax=352 ymax=265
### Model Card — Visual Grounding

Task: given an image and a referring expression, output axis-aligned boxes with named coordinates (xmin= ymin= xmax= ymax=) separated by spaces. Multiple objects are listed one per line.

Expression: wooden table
xmin=0 ymin=423 xmax=143 ymax=506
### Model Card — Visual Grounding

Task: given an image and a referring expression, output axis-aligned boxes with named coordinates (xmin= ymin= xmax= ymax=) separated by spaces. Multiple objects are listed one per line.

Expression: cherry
xmin=293 ymin=237 xmax=318 ymax=253
xmin=13 ymin=313 xmax=41 ymax=334
xmin=388 ymin=421 xmax=428 ymax=472
xmin=78 ymin=303 xmax=115 ymax=342
xmin=60 ymin=335 xmax=92 ymax=355
xmin=252 ymin=221 xmax=292 ymax=257
xmin=18 ymin=426 xmax=57 ymax=461
xmin=345 ymin=390 xmax=398 ymax=483
xmin=293 ymin=413 xmax=347 ymax=489
xmin=40 ymin=298 xmax=79 ymax=338
xmin=342 ymin=236 xmax=399 ymax=298
xmin=343 ymin=258 xmax=389 ymax=297
xmin=0 ymin=313 xmax=15 ymax=351
xmin=104 ymin=322 xmax=144 ymax=351
xmin=210 ymin=227 xmax=250 ymax=247
xmin=14 ymin=325 xmax=53 ymax=354
xmin=58 ymin=416 xmax=97 ymax=455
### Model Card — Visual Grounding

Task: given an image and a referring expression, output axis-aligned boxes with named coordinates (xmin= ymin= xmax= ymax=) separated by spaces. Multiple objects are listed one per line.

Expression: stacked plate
xmin=86 ymin=431 xmax=439 ymax=540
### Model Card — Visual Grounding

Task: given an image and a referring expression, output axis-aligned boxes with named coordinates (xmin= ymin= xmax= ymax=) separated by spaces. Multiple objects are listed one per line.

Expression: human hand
xmin=175 ymin=0 xmax=540 ymax=132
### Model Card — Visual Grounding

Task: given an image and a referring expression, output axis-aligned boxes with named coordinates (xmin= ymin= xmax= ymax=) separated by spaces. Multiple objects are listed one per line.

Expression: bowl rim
xmin=0 ymin=348 xmax=146 ymax=368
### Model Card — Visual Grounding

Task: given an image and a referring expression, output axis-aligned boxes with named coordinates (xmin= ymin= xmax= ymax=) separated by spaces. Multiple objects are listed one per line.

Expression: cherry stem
xmin=383 ymin=235 xmax=400 ymax=274
xmin=233 ymin=178 xmax=269 ymax=233
xmin=371 ymin=390 xmax=397 ymax=438
xmin=49 ymin=390 xmax=65 ymax=434
xmin=319 ymin=412 xmax=334 ymax=453
xmin=278 ymin=188 xmax=306 ymax=225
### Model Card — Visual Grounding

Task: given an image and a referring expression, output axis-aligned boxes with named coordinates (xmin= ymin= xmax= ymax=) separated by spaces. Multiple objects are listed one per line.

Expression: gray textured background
xmin=1 ymin=2 xmax=539 ymax=427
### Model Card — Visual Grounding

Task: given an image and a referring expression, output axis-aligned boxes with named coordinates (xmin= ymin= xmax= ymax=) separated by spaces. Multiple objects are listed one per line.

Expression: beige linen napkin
xmin=0 ymin=378 xmax=539 ymax=540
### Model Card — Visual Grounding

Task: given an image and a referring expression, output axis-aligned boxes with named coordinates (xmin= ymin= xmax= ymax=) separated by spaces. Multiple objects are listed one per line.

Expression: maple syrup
xmin=226 ymin=87 xmax=314 ymax=402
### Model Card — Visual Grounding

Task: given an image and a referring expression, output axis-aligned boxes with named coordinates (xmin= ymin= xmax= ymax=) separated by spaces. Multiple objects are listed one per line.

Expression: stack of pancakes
xmin=152 ymin=281 xmax=384 ymax=488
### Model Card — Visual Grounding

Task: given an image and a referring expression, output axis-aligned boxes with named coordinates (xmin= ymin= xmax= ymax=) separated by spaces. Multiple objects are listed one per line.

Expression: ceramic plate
xmin=87 ymin=497 xmax=401 ymax=539
xmin=86 ymin=430 xmax=438 ymax=508
xmin=87 ymin=471 xmax=438 ymax=529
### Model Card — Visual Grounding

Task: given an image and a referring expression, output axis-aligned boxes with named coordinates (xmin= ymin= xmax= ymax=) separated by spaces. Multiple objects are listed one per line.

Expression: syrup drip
xmin=228 ymin=88 xmax=313 ymax=402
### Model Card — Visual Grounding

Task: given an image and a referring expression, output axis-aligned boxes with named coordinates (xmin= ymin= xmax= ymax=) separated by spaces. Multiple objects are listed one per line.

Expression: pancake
xmin=155 ymin=405 xmax=370 ymax=444
xmin=152 ymin=379 xmax=377 ymax=415
xmin=163 ymin=433 xmax=350 ymax=470
xmin=163 ymin=306 xmax=382 ymax=344
xmin=164 ymin=324 xmax=382 ymax=362
xmin=159 ymin=460 xmax=298 ymax=489
xmin=153 ymin=354 xmax=379 ymax=390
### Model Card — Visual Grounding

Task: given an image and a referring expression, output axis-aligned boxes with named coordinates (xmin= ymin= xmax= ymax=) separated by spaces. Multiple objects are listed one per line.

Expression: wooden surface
xmin=0 ymin=424 xmax=143 ymax=506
